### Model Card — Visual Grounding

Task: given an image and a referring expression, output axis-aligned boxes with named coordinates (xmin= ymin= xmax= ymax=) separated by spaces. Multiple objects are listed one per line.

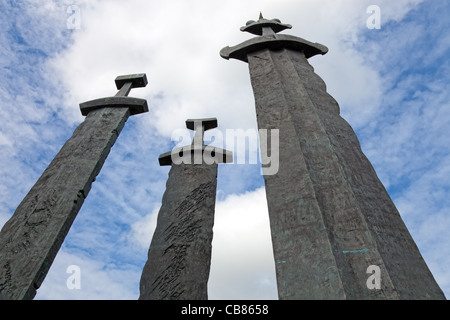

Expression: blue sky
xmin=0 ymin=0 xmax=449 ymax=299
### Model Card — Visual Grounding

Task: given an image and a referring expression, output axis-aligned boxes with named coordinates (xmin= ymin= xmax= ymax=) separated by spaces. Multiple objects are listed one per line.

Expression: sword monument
xmin=0 ymin=74 xmax=149 ymax=300
xmin=139 ymin=118 xmax=232 ymax=300
xmin=221 ymin=14 xmax=445 ymax=299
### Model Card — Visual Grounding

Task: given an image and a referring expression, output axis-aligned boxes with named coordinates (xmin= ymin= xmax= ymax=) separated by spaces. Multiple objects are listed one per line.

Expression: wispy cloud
xmin=356 ymin=0 xmax=450 ymax=296
xmin=209 ymin=187 xmax=277 ymax=300
xmin=0 ymin=0 xmax=448 ymax=299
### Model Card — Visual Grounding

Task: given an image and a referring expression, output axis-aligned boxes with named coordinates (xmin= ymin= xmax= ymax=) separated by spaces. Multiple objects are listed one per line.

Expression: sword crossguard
xmin=159 ymin=118 xmax=233 ymax=166
xmin=79 ymin=74 xmax=149 ymax=116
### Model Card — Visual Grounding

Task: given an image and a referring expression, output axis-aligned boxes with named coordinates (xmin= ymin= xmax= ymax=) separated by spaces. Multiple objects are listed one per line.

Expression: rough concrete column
xmin=0 ymin=74 xmax=148 ymax=300
xmin=139 ymin=163 xmax=218 ymax=300
xmin=139 ymin=118 xmax=232 ymax=300
xmin=221 ymin=15 xmax=445 ymax=300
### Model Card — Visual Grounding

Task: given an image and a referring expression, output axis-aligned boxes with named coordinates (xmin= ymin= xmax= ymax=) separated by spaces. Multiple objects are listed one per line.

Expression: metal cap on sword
xmin=220 ymin=14 xmax=328 ymax=62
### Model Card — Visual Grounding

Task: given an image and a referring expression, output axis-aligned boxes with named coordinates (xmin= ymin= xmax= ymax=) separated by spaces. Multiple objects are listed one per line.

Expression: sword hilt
xmin=79 ymin=74 xmax=149 ymax=116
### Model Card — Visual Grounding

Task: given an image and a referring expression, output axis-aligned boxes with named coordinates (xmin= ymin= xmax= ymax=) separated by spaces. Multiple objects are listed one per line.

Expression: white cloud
xmin=130 ymin=206 xmax=159 ymax=250
xmin=46 ymin=0 xmax=395 ymax=133
xmin=209 ymin=187 xmax=277 ymax=300
xmin=35 ymin=248 xmax=140 ymax=300
xmin=2 ymin=0 xmax=448 ymax=300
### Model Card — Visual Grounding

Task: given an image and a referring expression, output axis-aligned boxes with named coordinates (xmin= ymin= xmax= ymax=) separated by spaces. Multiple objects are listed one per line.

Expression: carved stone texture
xmin=221 ymin=16 xmax=445 ymax=300
xmin=139 ymin=163 xmax=218 ymax=300
xmin=0 ymin=73 xmax=148 ymax=300
xmin=250 ymin=48 xmax=445 ymax=300
xmin=0 ymin=107 xmax=130 ymax=300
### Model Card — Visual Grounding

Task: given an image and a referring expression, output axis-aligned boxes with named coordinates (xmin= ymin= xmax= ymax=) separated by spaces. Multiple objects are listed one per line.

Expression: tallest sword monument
xmin=221 ymin=14 xmax=445 ymax=299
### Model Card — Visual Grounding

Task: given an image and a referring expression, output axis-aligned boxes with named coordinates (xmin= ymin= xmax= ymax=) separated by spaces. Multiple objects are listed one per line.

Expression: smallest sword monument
xmin=0 ymin=74 xmax=148 ymax=300
xmin=139 ymin=118 xmax=232 ymax=300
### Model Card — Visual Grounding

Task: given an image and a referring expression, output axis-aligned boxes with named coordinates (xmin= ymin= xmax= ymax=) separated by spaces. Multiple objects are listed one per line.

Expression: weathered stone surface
xmin=0 ymin=107 xmax=130 ymax=300
xmin=282 ymin=49 xmax=444 ymax=300
xmin=140 ymin=118 xmax=231 ymax=300
xmin=221 ymin=17 xmax=445 ymax=300
xmin=248 ymin=48 xmax=397 ymax=299
xmin=139 ymin=163 xmax=218 ymax=300
xmin=0 ymin=74 xmax=148 ymax=300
